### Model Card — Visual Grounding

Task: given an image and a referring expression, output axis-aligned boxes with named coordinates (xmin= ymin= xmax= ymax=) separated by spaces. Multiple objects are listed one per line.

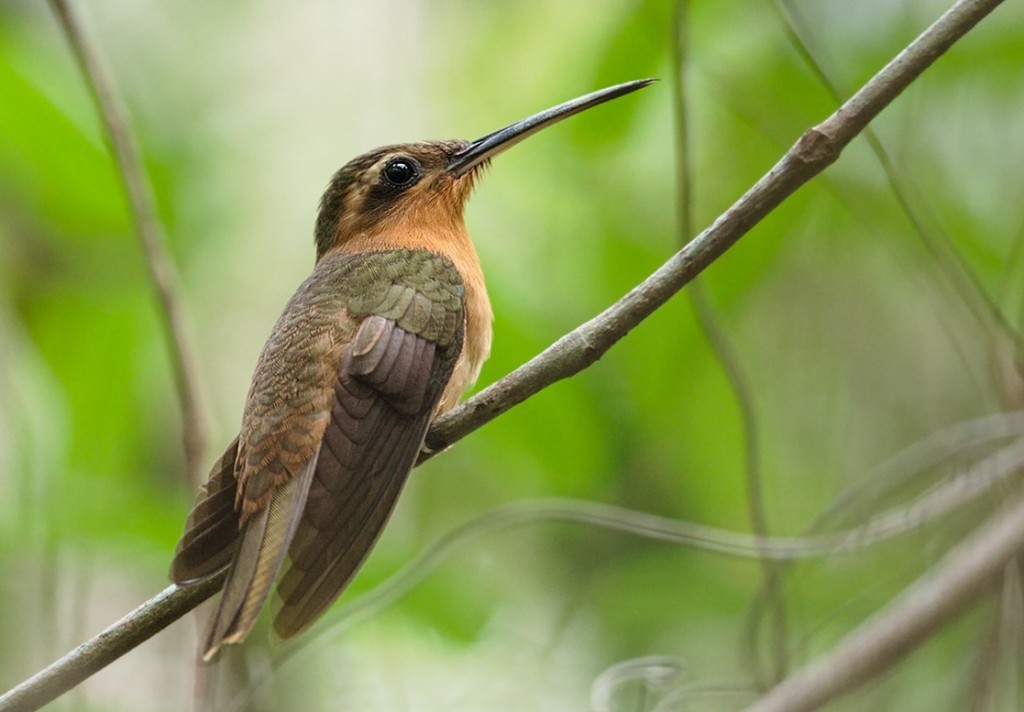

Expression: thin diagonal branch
xmin=0 ymin=0 xmax=1005 ymax=709
xmin=423 ymin=0 xmax=1008 ymax=458
xmin=0 ymin=574 xmax=224 ymax=712
xmin=326 ymin=445 xmax=1024 ymax=633
xmin=48 ymin=0 xmax=209 ymax=485
xmin=742 ymin=493 xmax=1024 ymax=712
xmin=769 ymin=0 xmax=1020 ymax=354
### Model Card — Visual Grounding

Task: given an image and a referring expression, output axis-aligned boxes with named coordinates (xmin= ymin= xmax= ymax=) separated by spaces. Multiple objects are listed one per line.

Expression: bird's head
xmin=313 ymin=79 xmax=654 ymax=261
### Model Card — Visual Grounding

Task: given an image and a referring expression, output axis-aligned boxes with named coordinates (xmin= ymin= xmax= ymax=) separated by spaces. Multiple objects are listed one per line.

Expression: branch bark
xmin=48 ymin=0 xmax=209 ymax=485
xmin=0 ymin=574 xmax=224 ymax=712
xmin=0 ymin=0 xmax=1006 ymax=709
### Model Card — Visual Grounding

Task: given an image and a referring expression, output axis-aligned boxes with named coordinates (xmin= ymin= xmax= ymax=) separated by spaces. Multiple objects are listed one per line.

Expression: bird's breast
xmin=441 ymin=270 xmax=492 ymax=413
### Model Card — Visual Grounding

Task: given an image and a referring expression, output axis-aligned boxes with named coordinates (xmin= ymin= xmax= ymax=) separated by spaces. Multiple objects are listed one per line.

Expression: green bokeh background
xmin=2 ymin=1 xmax=1024 ymax=710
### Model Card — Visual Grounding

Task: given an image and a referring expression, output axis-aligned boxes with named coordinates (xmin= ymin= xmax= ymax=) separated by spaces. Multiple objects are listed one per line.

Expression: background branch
xmin=7 ymin=443 xmax=1015 ymax=712
xmin=2 ymin=432 xmax=1017 ymax=712
xmin=91 ymin=427 xmax=1024 ymax=712
xmin=742 ymin=492 xmax=1024 ymax=712
xmin=48 ymin=0 xmax=209 ymax=485
xmin=0 ymin=0 xmax=1006 ymax=709
xmin=769 ymin=0 xmax=1019 ymax=352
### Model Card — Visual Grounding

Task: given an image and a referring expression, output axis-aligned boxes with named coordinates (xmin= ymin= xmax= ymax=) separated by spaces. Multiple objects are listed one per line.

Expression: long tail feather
xmin=202 ymin=450 xmax=318 ymax=660
xmin=171 ymin=438 xmax=241 ymax=583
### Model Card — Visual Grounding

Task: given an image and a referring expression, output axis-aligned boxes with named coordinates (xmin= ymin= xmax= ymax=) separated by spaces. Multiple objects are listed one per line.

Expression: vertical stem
xmin=48 ymin=0 xmax=209 ymax=486
xmin=671 ymin=0 xmax=788 ymax=684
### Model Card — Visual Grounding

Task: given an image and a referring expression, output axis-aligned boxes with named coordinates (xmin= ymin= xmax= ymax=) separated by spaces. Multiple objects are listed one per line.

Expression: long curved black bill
xmin=447 ymin=79 xmax=655 ymax=176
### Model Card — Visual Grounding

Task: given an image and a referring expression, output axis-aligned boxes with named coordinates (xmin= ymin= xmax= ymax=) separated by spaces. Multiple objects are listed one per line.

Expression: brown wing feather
xmin=170 ymin=249 xmax=466 ymax=656
xmin=202 ymin=452 xmax=318 ymax=660
xmin=171 ymin=438 xmax=241 ymax=583
xmin=272 ymin=317 xmax=448 ymax=638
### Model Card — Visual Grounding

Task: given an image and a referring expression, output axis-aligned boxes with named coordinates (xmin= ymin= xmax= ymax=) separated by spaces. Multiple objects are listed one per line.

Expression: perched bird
xmin=170 ymin=79 xmax=652 ymax=659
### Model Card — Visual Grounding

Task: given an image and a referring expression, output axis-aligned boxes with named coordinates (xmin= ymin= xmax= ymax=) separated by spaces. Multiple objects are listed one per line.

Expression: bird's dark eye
xmin=382 ymin=158 xmax=420 ymax=188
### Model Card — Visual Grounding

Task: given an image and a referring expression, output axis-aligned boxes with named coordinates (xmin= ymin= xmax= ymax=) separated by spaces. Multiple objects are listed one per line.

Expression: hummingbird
xmin=170 ymin=79 xmax=652 ymax=660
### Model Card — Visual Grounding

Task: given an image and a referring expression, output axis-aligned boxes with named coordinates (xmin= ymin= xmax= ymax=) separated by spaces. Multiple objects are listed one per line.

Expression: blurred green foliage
xmin=2 ymin=0 xmax=1024 ymax=710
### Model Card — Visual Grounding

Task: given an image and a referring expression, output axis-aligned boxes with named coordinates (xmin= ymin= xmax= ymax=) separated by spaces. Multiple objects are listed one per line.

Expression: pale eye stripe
xmin=340 ymin=155 xmax=397 ymax=204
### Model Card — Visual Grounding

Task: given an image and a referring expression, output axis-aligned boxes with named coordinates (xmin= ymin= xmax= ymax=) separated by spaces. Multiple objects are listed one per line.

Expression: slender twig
xmin=333 ymin=451 xmax=1024 ymax=624
xmin=770 ymin=0 xmax=1019 ymax=354
xmin=0 ymin=0 xmax=1005 ymax=710
xmin=784 ymin=4 xmax=1024 ymax=665
xmin=746 ymin=411 xmax=1024 ymax=657
xmin=771 ymin=0 xmax=1014 ymax=413
xmin=590 ymin=656 xmax=684 ymax=712
xmin=672 ymin=0 xmax=787 ymax=686
xmin=671 ymin=0 xmax=694 ymax=239
xmin=749 ymin=1 xmax=1019 ymax=680
xmin=811 ymin=411 xmax=1024 ymax=532
xmin=48 ymin=0 xmax=209 ymax=485
xmin=742 ymin=493 xmax=1024 ymax=712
